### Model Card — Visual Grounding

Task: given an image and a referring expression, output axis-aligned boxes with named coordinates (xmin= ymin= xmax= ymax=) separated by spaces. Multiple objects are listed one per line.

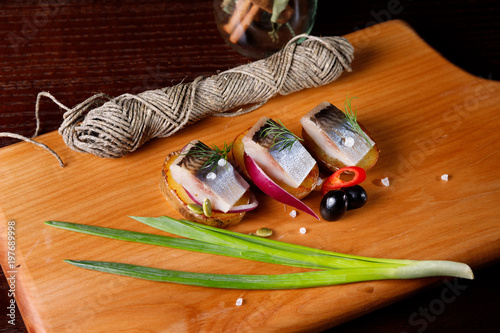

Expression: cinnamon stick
xmin=223 ymin=0 xmax=295 ymax=44
xmin=229 ymin=3 xmax=261 ymax=44
xmin=223 ymin=0 xmax=253 ymax=35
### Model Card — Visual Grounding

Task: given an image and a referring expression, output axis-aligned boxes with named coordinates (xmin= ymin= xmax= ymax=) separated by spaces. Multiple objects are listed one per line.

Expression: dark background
xmin=1 ymin=1 xmax=499 ymax=332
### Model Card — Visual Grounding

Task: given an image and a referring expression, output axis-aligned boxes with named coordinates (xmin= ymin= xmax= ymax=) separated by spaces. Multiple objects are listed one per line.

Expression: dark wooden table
xmin=1 ymin=1 xmax=499 ymax=332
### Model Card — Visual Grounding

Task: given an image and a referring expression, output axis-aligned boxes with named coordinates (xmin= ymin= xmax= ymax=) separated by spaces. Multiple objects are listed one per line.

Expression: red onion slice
xmin=183 ymin=187 xmax=258 ymax=213
xmin=184 ymin=187 xmax=202 ymax=205
xmin=243 ymin=153 xmax=319 ymax=219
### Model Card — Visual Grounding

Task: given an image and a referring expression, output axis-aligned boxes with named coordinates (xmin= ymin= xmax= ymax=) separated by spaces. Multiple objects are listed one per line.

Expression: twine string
xmin=1 ymin=34 xmax=354 ymax=165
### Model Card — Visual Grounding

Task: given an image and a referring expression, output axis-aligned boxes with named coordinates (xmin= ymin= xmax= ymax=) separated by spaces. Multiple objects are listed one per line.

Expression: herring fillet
xmin=242 ymin=117 xmax=316 ymax=188
xmin=300 ymin=102 xmax=375 ymax=166
xmin=169 ymin=140 xmax=249 ymax=212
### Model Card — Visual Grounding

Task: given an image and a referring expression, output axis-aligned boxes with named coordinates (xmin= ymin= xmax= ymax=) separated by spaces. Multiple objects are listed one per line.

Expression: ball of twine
xmin=2 ymin=34 xmax=354 ymax=165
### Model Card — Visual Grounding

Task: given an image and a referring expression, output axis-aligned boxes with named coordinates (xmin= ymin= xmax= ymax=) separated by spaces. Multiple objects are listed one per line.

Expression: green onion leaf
xmin=45 ymin=221 xmax=317 ymax=269
xmin=65 ymin=259 xmax=472 ymax=290
xmin=131 ymin=216 xmax=404 ymax=269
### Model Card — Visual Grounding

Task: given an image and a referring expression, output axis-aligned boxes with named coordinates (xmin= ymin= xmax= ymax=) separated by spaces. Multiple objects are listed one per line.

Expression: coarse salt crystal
xmin=441 ymin=174 xmax=449 ymax=181
xmin=316 ymin=177 xmax=325 ymax=187
xmin=289 ymin=210 xmax=297 ymax=218
xmin=206 ymin=172 xmax=217 ymax=180
xmin=235 ymin=297 xmax=243 ymax=306
xmin=299 ymin=227 xmax=307 ymax=234
xmin=344 ymin=136 xmax=355 ymax=147
xmin=218 ymin=158 xmax=227 ymax=167
xmin=381 ymin=177 xmax=390 ymax=186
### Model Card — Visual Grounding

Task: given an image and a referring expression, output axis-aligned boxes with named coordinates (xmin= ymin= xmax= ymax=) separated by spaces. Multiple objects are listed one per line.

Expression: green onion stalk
xmin=45 ymin=216 xmax=473 ymax=290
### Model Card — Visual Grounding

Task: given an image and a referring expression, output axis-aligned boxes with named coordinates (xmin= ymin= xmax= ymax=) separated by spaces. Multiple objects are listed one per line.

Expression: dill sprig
xmin=343 ymin=95 xmax=373 ymax=148
xmin=260 ymin=119 xmax=303 ymax=152
xmin=181 ymin=141 xmax=233 ymax=174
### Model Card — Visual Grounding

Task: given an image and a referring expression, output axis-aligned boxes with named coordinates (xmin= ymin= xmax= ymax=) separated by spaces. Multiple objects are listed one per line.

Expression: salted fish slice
xmin=242 ymin=117 xmax=316 ymax=188
xmin=300 ymin=101 xmax=375 ymax=166
xmin=170 ymin=140 xmax=249 ymax=213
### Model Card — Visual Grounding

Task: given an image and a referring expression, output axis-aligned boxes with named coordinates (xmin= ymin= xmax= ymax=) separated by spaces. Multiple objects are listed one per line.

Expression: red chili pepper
xmin=321 ymin=166 xmax=367 ymax=196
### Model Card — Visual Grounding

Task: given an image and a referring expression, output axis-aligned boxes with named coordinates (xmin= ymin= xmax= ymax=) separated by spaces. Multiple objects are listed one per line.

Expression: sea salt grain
xmin=299 ymin=227 xmax=307 ymax=234
xmin=289 ymin=210 xmax=297 ymax=218
xmin=441 ymin=174 xmax=449 ymax=181
xmin=206 ymin=172 xmax=217 ymax=180
xmin=381 ymin=177 xmax=390 ymax=186
xmin=344 ymin=136 xmax=355 ymax=147
xmin=218 ymin=158 xmax=227 ymax=167
xmin=235 ymin=298 xmax=243 ymax=306
xmin=316 ymin=177 xmax=325 ymax=187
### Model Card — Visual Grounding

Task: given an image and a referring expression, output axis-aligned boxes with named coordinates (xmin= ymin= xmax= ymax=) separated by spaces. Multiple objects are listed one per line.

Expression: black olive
xmin=320 ymin=190 xmax=348 ymax=221
xmin=342 ymin=185 xmax=368 ymax=210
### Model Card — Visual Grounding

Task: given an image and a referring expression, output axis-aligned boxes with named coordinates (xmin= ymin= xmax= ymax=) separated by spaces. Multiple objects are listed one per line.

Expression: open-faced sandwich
xmin=300 ymin=100 xmax=379 ymax=172
xmin=232 ymin=117 xmax=319 ymax=218
xmin=160 ymin=140 xmax=257 ymax=228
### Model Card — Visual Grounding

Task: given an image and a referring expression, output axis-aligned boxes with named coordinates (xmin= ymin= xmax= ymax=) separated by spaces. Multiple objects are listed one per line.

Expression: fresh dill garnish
xmin=343 ymin=95 xmax=373 ymax=148
xmin=181 ymin=141 xmax=233 ymax=174
xmin=260 ymin=119 xmax=303 ymax=152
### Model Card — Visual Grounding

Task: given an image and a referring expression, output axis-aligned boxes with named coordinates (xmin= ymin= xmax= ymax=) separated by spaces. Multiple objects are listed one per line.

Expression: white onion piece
xmin=243 ymin=153 xmax=319 ymax=220
xmin=226 ymin=192 xmax=259 ymax=212
xmin=183 ymin=187 xmax=258 ymax=213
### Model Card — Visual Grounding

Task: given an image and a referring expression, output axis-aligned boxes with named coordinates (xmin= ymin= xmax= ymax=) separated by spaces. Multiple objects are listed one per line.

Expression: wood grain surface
xmin=1 ymin=17 xmax=499 ymax=332
xmin=1 ymin=1 xmax=499 ymax=332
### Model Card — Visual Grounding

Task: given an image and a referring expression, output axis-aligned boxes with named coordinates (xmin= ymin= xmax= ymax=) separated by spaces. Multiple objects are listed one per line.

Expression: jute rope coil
xmin=1 ymin=34 xmax=354 ymax=165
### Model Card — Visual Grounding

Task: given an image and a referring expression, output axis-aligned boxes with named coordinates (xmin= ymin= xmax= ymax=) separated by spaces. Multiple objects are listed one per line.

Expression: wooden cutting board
xmin=1 ymin=20 xmax=499 ymax=332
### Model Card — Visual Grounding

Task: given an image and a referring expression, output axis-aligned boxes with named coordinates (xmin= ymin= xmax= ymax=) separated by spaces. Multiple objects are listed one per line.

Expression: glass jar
xmin=214 ymin=0 xmax=317 ymax=59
